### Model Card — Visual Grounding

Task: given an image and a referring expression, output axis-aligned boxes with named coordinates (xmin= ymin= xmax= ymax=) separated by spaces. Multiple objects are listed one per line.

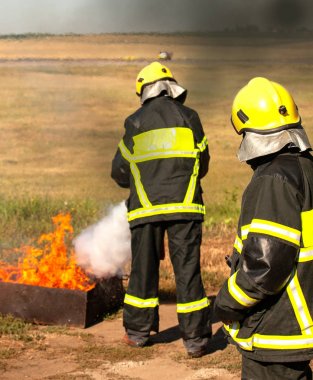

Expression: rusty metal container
xmin=0 ymin=277 xmax=124 ymax=328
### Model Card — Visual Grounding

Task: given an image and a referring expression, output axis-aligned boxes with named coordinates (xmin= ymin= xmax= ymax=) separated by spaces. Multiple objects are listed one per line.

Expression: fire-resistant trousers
xmin=123 ymin=220 xmax=211 ymax=342
xmin=241 ymin=356 xmax=313 ymax=380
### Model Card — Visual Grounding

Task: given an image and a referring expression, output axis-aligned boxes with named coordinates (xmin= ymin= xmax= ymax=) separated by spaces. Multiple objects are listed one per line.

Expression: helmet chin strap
xmin=237 ymin=128 xmax=312 ymax=162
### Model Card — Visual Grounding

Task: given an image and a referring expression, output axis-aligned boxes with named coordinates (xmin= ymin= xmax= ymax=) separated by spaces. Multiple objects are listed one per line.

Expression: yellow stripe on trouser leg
xmin=124 ymin=294 xmax=159 ymax=308
xmin=177 ymin=297 xmax=210 ymax=313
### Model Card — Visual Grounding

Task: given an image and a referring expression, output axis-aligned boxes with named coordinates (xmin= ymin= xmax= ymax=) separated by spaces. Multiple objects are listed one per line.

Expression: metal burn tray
xmin=0 ymin=277 xmax=124 ymax=328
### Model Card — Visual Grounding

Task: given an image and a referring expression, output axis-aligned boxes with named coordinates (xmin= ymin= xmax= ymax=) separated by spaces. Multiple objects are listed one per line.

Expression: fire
xmin=0 ymin=213 xmax=95 ymax=291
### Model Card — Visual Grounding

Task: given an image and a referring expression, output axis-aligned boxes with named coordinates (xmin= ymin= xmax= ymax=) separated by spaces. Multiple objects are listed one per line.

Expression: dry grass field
xmin=1 ymin=33 xmax=313 ymax=379
xmin=1 ymin=33 xmax=313 ymax=204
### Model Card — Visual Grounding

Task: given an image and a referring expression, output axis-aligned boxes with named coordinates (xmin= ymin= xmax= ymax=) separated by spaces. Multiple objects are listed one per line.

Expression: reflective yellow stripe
xmin=197 ymin=136 xmax=208 ymax=152
xmin=234 ymin=235 xmax=243 ymax=254
xmin=177 ymin=297 xmax=210 ymax=313
xmin=183 ymin=155 xmax=200 ymax=204
xmin=298 ymin=247 xmax=313 ymax=262
xmin=301 ymin=209 xmax=313 ymax=247
xmin=225 ymin=323 xmax=313 ymax=351
xmin=241 ymin=225 xmax=250 ymax=241
xmin=228 ymin=272 xmax=259 ymax=307
xmin=118 ymin=140 xmax=152 ymax=208
xmin=118 ymin=139 xmax=133 ymax=162
xmin=124 ymin=294 xmax=159 ymax=308
xmin=225 ymin=322 xmax=253 ymax=351
xmin=132 ymin=128 xmax=199 ymax=161
xmin=253 ymin=335 xmax=313 ymax=349
xmin=287 ymin=271 xmax=313 ymax=335
xmin=133 ymin=127 xmax=194 ymax=154
xmin=132 ymin=150 xmax=198 ymax=162
xmin=119 ymin=128 xmax=205 ymax=222
xmin=127 ymin=203 xmax=205 ymax=222
xmin=247 ymin=219 xmax=301 ymax=246
xmin=129 ymin=162 xmax=152 ymax=208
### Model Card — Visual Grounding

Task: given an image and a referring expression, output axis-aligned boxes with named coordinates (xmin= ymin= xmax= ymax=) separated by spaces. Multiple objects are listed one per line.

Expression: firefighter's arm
xmin=111 ymin=149 xmax=130 ymax=188
xmin=214 ymin=176 xmax=301 ymax=323
xmin=111 ymin=118 xmax=134 ymax=188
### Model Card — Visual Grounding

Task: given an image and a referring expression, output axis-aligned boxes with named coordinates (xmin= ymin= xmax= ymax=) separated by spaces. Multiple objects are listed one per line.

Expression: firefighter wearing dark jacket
xmin=111 ymin=62 xmax=211 ymax=357
xmin=214 ymin=77 xmax=313 ymax=379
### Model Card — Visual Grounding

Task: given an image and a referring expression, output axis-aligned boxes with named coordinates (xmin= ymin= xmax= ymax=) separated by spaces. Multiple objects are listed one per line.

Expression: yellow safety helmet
xmin=136 ymin=61 xmax=175 ymax=96
xmin=231 ymin=77 xmax=301 ymax=135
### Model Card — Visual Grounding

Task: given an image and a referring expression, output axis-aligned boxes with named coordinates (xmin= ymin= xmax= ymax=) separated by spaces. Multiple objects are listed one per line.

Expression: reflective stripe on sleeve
xmin=197 ymin=136 xmax=208 ymax=152
xmin=177 ymin=297 xmax=210 ymax=314
xmin=228 ymin=272 xmax=259 ymax=307
xmin=298 ymin=247 xmax=313 ymax=262
xmin=241 ymin=225 xmax=250 ymax=241
xmin=244 ymin=219 xmax=301 ymax=246
xmin=225 ymin=322 xmax=253 ymax=351
xmin=124 ymin=294 xmax=159 ymax=308
xmin=234 ymin=235 xmax=243 ymax=254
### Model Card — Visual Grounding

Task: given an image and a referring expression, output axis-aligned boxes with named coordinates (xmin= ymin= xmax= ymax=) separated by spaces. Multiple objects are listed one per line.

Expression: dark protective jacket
xmin=111 ymin=96 xmax=209 ymax=228
xmin=215 ymin=150 xmax=313 ymax=362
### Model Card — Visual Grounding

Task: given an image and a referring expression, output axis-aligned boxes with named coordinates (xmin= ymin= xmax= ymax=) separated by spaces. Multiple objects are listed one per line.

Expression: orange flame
xmin=0 ymin=213 xmax=95 ymax=291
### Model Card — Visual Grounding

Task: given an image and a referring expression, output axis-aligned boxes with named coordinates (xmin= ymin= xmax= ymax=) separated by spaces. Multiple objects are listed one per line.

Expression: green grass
xmin=0 ymin=192 xmax=239 ymax=258
xmin=0 ymin=313 xmax=42 ymax=342
xmin=0 ymin=196 xmax=102 ymax=256
xmin=204 ymin=189 xmax=240 ymax=233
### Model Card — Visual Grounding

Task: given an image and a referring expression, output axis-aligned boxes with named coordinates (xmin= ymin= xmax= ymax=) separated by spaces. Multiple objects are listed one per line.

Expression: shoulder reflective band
xmin=301 ymin=209 xmax=313 ymax=247
xmin=132 ymin=127 xmax=198 ymax=162
xmin=124 ymin=294 xmax=159 ymax=308
xmin=197 ymin=136 xmax=208 ymax=152
xmin=243 ymin=219 xmax=301 ymax=246
xmin=234 ymin=235 xmax=243 ymax=254
xmin=177 ymin=297 xmax=210 ymax=314
xmin=287 ymin=271 xmax=313 ymax=336
xmin=127 ymin=203 xmax=205 ymax=221
xmin=228 ymin=272 xmax=259 ymax=308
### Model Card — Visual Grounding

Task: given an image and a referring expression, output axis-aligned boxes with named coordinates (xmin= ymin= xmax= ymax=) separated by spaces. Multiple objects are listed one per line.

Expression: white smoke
xmin=73 ymin=201 xmax=131 ymax=279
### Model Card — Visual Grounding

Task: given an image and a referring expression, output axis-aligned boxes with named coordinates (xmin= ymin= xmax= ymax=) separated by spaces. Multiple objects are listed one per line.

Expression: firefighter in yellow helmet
xmin=215 ymin=77 xmax=313 ymax=379
xmin=111 ymin=62 xmax=211 ymax=357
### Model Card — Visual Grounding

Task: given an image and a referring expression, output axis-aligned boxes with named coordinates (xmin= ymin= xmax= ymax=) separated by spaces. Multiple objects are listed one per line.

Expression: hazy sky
xmin=0 ymin=0 xmax=312 ymax=34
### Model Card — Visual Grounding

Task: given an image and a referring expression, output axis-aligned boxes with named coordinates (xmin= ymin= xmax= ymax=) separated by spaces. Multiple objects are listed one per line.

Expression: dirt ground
xmin=0 ymin=303 xmax=241 ymax=380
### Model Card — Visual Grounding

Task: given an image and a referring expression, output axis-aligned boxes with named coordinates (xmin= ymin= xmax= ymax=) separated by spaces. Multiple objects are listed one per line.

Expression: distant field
xmin=1 ymin=33 xmax=313 ymax=233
